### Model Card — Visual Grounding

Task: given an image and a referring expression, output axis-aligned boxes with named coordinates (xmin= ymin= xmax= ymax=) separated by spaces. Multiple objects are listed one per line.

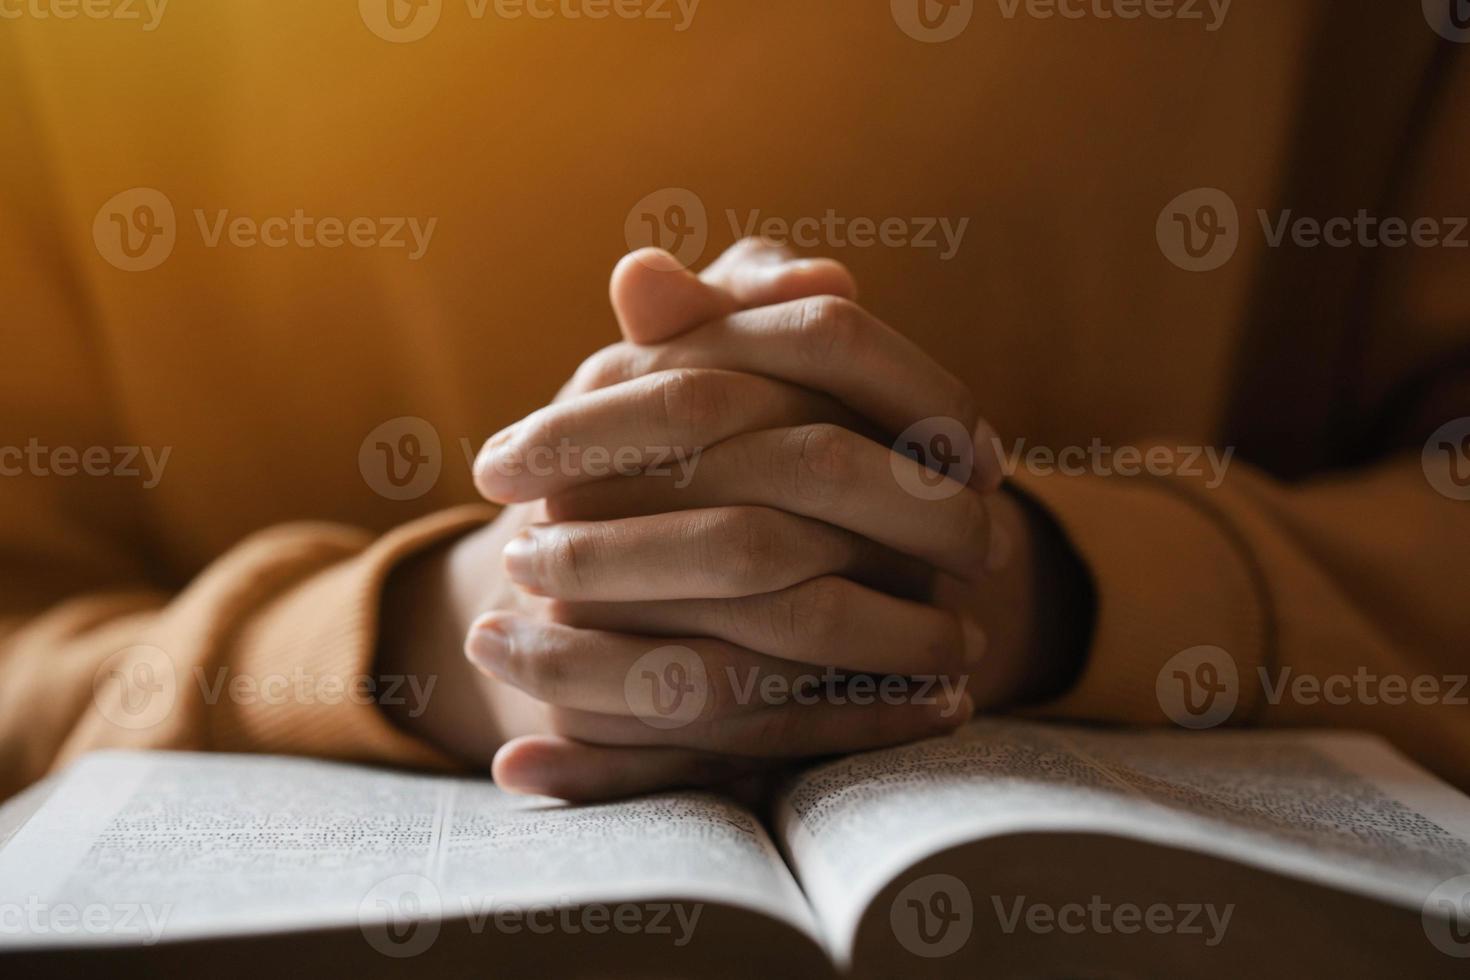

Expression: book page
xmin=775 ymin=720 xmax=1470 ymax=965
xmin=0 ymin=751 xmax=817 ymax=949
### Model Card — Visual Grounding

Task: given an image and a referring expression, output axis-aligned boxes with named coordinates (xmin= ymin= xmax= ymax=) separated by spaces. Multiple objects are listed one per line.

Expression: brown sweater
xmin=2 ymin=3 xmax=1467 ymax=799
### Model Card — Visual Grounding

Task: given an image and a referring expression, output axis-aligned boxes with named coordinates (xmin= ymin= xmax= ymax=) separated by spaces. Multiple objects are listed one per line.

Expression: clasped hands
xmin=383 ymin=239 xmax=1085 ymax=801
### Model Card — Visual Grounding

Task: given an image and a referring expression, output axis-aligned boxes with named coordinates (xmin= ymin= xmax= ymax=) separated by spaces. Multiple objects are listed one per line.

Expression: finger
xmin=492 ymin=735 xmax=754 ymax=802
xmin=698 ymin=236 xmax=793 ymax=283
xmin=547 ymin=575 xmax=986 ymax=678
xmin=608 ymin=241 xmax=857 ymax=346
xmin=473 ymin=370 xmax=861 ymax=504
xmin=501 ymin=506 xmax=894 ymax=601
xmin=542 ymin=694 xmax=974 ymax=757
xmin=465 ymin=612 xmax=828 ymax=716
xmin=609 ymin=248 xmax=739 ymax=345
xmin=699 ymin=237 xmax=857 ymax=307
xmin=563 ymin=297 xmax=1003 ymax=492
xmin=547 ymin=424 xmax=993 ymax=579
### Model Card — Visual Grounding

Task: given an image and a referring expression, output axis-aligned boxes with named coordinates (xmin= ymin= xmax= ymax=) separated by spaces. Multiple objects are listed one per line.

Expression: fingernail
xmin=491 ymin=741 xmax=558 ymax=797
xmin=502 ymin=532 xmax=540 ymax=591
xmin=465 ymin=617 xmax=512 ymax=674
xmin=962 ymin=617 xmax=988 ymax=669
xmin=473 ymin=427 xmax=519 ymax=501
xmin=632 ymin=247 xmax=686 ymax=274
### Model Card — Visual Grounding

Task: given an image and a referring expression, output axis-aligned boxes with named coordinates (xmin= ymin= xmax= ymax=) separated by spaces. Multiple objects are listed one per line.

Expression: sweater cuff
xmin=212 ymin=505 xmax=496 ymax=767
xmin=1011 ymin=470 xmax=1270 ymax=728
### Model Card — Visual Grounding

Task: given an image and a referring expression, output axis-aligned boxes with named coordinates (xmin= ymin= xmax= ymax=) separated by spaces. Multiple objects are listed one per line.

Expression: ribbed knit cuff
xmin=211 ymin=506 xmax=496 ymax=767
xmin=1011 ymin=470 xmax=1269 ymax=727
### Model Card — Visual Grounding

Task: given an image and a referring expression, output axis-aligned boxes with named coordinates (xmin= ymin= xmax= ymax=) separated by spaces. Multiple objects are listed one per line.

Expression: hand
xmin=378 ymin=241 xmax=906 ymax=796
xmin=380 ymin=242 xmax=1090 ymax=800
xmin=537 ymin=243 xmax=1090 ymax=714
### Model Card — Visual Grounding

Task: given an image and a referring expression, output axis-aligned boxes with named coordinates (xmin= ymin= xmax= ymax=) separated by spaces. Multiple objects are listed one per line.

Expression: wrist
xmin=375 ymin=522 xmax=505 ymax=765
xmin=1004 ymin=485 xmax=1096 ymax=703
xmin=965 ymin=487 xmax=1095 ymax=707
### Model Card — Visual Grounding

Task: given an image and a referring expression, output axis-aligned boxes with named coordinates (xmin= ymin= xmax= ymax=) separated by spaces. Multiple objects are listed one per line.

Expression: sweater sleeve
xmin=0 ymin=28 xmax=504 ymax=801
xmin=1017 ymin=50 xmax=1470 ymax=789
xmin=1016 ymin=456 xmax=1470 ymax=790
xmin=0 ymin=506 xmax=497 ymax=800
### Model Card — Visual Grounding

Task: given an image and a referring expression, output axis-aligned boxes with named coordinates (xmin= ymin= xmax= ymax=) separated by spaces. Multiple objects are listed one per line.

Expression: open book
xmin=4 ymin=720 xmax=1470 ymax=978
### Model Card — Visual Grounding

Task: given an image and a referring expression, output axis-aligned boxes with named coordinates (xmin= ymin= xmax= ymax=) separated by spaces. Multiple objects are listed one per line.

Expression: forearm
xmin=0 ymin=511 xmax=483 ymax=801
xmin=375 ymin=510 xmax=546 ymax=767
xmin=944 ymin=486 xmax=1095 ymax=711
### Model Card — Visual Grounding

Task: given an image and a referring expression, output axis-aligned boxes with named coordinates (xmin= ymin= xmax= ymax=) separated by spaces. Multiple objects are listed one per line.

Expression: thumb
xmin=609 ymin=248 xmax=738 ymax=345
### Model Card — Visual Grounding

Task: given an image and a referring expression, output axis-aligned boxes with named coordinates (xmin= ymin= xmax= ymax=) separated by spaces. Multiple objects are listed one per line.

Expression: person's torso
xmin=2 ymin=1 xmax=1445 ymax=581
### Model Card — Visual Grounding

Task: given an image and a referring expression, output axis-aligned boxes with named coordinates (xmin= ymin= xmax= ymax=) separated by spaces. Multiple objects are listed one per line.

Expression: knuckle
xmin=546 ymin=529 xmax=594 ymax=593
xmin=781 ymin=424 xmax=858 ymax=506
xmin=793 ymin=575 xmax=852 ymax=643
xmin=516 ymin=631 xmax=568 ymax=701
xmin=796 ymin=295 xmax=866 ymax=364
xmin=651 ymin=369 xmax=725 ymax=437
xmin=523 ymin=650 xmax=568 ymax=703
xmin=571 ymin=345 xmax=631 ymax=393
xmin=701 ymin=649 xmax=740 ymax=717
xmin=510 ymin=414 xmax=554 ymax=461
xmin=711 ymin=508 xmax=785 ymax=589
xmin=770 ymin=578 xmax=852 ymax=655
xmin=763 ymin=586 xmax=807 ymax=650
